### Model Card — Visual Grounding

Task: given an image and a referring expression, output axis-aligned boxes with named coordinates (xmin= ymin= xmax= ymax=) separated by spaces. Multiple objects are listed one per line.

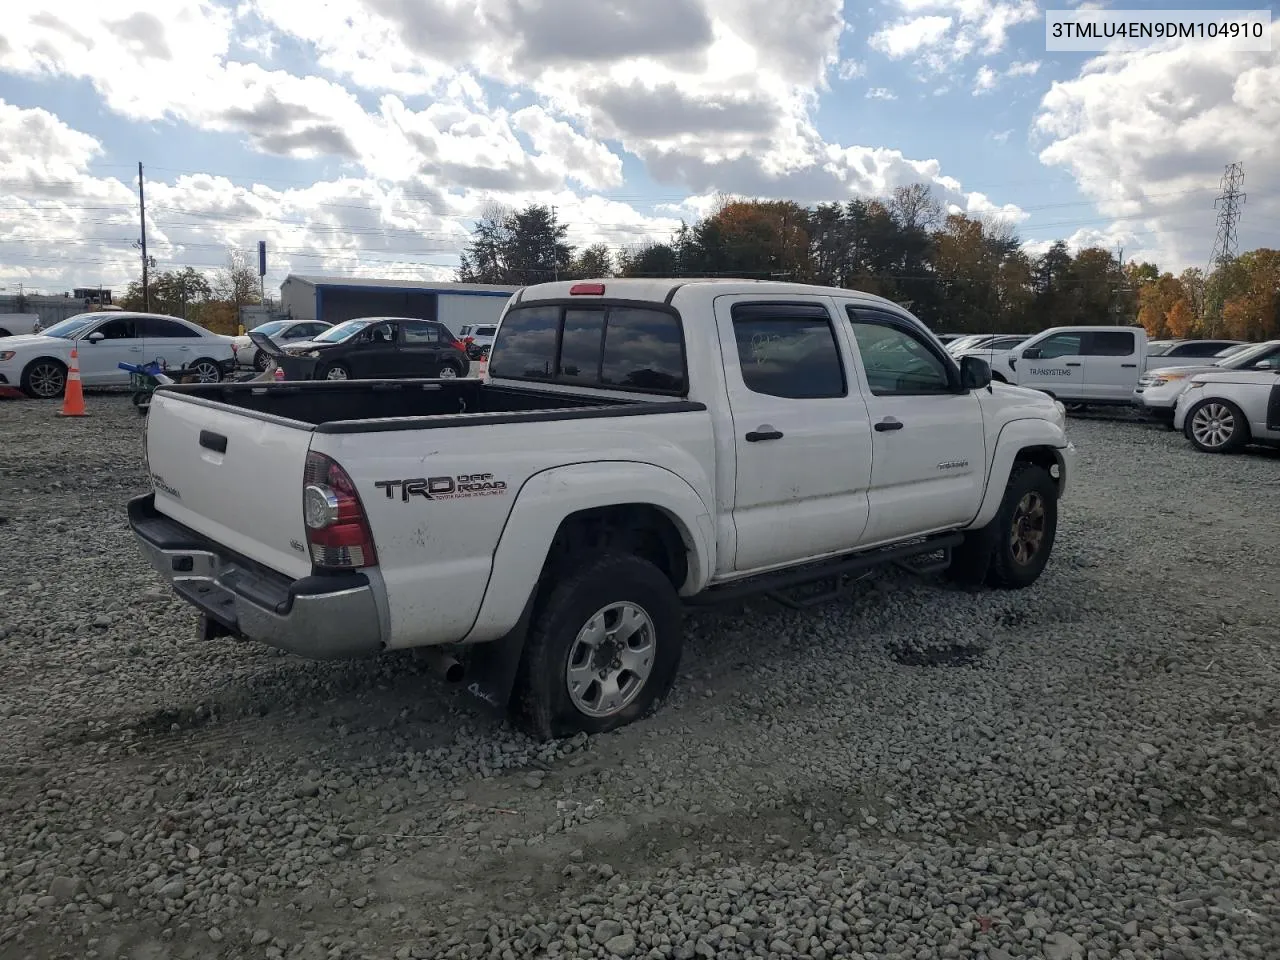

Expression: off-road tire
xmin=985 ymin=463 xmax=1058 ymax=589
xmin=515 ymin=551 xmax=683 ymax=740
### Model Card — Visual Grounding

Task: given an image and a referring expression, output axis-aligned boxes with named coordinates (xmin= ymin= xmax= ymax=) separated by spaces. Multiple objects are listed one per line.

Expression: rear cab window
xmin=489 ymin=302 xmax=687 ymax=395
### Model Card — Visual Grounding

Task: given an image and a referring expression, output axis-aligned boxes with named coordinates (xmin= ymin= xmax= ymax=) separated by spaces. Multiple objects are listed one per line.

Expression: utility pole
xmin=551 ymin=205 xmax=559 ymax=282
xmin=138 ymin=161 xmax=150 ymax=312
xmin=1204 ymin=161 xmax=1245 ymax=333
xmin=1111 ymin=245 xmax=1128 ymax=325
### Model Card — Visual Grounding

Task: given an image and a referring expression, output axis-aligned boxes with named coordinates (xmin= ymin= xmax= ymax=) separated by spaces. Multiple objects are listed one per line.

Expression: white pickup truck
xmin=987 ymin=325 xmax=1149 ymax=408
xmin=129 ymin=279 xmax=1076 ymax=739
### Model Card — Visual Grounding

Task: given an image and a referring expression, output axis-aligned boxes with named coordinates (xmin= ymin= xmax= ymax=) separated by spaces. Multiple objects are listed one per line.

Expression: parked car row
xmin=250 ymin=316 xmax=473 ymax=381
xmin=939 ymin=329 xmax=1280 ymax=455
xmin=0 ymin=311 xmax=235 ymax=398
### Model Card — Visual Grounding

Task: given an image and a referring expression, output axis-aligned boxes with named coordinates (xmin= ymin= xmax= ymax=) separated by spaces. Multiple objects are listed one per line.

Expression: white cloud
xmin=838 ymin=59 xmax=867 ymax=80
xmin=870 ymin=0 xmax=1037 ymax=68
xmin=866 ymin=87 xmax=898 ymax=100
xmin=1033 ymin=27 xmax=1280 ymax=269
xmin=1006 ymin=60 xmax=1040 ymax=77
xmin=0 ymin=0 xmax=1035 ymax=290
xmin=992 ymin=128 xmax=1012 ymax=142
xmin=869 ymin=16 xmax=953 ymax=58
xmin=973 ymin=65 xmax=998 ymax=93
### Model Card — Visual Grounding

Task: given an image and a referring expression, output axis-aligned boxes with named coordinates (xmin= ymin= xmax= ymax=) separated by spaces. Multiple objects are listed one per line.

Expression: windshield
xmin=313 ymin=319 xmax=373 ymax=343
xmin=40 ymin=314 xmax=107 ymax=339
xmin=1217 ymin=341 xmax=1277 ymax=367
xmin=251 ymin=320 xmax=289 ymax=337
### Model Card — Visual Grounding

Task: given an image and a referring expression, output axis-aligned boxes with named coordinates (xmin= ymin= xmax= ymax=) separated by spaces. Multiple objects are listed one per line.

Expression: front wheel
xmin=436 ymin=362 xmax=461 ymax=379
xmin=21 ymin=358 xmax=67 ymax=399
xmin=515 ymin=552 xmax=684 ymax=740
xmin=986 ymin=463 xmax=1058 ymax=588
xmin=254 ymin=351 xmax=271 ymax=372
xmin=321 ymin=363 xmax=350 ymax=381
xmin=1185 ymin=398 xmax=1248 ymax=453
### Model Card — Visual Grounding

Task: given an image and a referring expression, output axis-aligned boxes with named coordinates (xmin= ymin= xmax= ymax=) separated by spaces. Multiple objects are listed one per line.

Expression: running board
xmin=686 ymin=532 xmax=964 ymax=609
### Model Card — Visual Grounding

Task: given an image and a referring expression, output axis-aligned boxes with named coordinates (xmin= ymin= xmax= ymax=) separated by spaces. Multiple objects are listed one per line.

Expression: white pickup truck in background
xmin=129 ymin=278 xmax=1076 ymax=739
xmin=987 ymin=325 xmax=1149 ymax=408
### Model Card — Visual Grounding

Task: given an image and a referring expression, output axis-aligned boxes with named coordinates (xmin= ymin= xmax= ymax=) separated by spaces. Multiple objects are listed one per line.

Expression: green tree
xmin=457 ymin=203 xmax=573 ymax=284
xmin=568 ymin=243 xmax=615 ymax=279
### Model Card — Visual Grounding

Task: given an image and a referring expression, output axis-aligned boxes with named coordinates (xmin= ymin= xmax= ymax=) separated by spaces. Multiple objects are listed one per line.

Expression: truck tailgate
xmin=145 ymin=391 xmax=314 ymax=579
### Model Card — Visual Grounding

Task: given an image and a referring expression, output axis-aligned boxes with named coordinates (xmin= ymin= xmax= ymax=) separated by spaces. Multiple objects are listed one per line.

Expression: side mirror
xmin=86 ymin=331 xmax=105 ymax=344
xmin=1254 ymin=359 xmax=1276 ymax=369
xmin=1022 ymin=347 xmax=1041 ymax=359
xmin=960 ymin=355 xmax=992 ymax=390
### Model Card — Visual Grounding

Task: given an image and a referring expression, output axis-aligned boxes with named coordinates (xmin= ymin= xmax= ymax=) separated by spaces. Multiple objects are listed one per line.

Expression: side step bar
xmin=686 ymin=532 xmax=963 ymax=609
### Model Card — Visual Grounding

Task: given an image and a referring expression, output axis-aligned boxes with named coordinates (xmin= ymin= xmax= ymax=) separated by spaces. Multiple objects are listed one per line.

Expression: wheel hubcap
xmin=565 ymin=601 xmax=656 ymax=718
xmin=195 ymin=362 xmax=219 ymax=383
xmin=326 ymin=367 xmax=347 ymax=380
xmin=1010 ymin=492 xmax=1045 ymax=565
xmin=1191 ymin=403 xmax=1234 ymax=448
xmin=439 ymin=366 xmax=458 ymax=379
xmin=30 ymin=363 xmax=64 ymax=397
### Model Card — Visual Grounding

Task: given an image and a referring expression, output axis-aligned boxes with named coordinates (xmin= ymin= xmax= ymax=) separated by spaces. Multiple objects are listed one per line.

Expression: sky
xmin=1 ymin=0 xmax=1279 ymax=298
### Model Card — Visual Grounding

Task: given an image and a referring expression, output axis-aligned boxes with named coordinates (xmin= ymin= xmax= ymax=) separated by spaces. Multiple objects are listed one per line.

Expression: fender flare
xmin=968 ymin=419 xmax=1069 ymax=529
xmin=460 ymin=460 xmax=716 ymax=645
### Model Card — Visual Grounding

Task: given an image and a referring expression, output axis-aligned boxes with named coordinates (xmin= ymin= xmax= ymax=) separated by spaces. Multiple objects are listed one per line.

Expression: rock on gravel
xmin=0 ymin=395 xmax=1277 ymax=960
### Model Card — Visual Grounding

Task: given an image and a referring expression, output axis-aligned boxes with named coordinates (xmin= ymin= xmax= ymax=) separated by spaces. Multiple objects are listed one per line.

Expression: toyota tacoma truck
xmin=128 ymin=279 xmax=1076 ymax=739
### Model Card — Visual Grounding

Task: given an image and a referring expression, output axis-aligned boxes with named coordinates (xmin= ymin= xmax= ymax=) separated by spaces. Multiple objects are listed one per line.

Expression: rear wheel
xmin=321 ymin=362 xmax=350 ymax=381
xmin=21 ymin=358 xmax=67 ymax=399
xmin=515 ymin=552 xmax=684 ymax=740
xmin=436 ymin=362 xmax=461 ymax=379
xmin=190 ymin=358 xmax=223 ymax=383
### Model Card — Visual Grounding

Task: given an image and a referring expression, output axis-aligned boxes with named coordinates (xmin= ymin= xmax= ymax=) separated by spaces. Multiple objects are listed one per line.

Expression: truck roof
xmin=511 ymin=278 xmax=908 ymax=312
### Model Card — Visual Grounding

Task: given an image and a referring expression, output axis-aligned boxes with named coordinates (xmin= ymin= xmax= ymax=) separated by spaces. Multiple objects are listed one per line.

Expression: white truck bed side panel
xmin=311 ymin=409 xmax=716 ymax=649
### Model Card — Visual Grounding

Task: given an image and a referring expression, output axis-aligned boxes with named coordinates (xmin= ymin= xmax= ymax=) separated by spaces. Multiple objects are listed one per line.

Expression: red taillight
xmin=302 ymin=451 xmax=377 ymax=569
xmin=451 ymin=339 xmax=466 ymax=351
xmin=570 ymin=282 xmax=605 ymax=295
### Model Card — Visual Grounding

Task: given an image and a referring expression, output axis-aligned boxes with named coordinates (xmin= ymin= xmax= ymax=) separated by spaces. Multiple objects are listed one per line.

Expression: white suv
xmin=1175 ymin=366 xmax=1280 ymax=453
xmin=1135 ymin=340 xmax=1280 ymax=425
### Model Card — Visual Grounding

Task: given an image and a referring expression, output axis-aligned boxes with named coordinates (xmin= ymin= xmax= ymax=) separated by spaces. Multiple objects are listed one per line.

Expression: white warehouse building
xmin=278 ymin=274 xmax=520 ymax=335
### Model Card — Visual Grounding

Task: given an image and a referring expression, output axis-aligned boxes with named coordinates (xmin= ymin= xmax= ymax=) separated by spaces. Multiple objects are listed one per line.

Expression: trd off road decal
xmin=374 ymin=473 xmax=508 ymax=502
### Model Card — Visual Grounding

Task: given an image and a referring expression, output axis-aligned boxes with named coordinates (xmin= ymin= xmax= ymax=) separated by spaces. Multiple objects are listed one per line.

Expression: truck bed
xmin=158 ymin=378 xmax=703 ymax=432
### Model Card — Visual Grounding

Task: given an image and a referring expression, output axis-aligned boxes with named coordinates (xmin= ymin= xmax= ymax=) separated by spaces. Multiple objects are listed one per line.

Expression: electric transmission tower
xmin=1203 ymin=161 xmax=1245 ymax=331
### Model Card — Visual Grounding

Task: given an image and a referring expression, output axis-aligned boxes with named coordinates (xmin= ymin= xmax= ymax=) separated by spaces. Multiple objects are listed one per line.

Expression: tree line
xmin=457 ymin=190 xmax=1280 ymax=341
xmin=117 ymin=249 xmax=262 ymax=334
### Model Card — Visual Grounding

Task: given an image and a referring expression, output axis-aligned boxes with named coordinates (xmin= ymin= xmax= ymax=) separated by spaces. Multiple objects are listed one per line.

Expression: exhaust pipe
xmin=419 ymin=647 xmax=465 ymax=683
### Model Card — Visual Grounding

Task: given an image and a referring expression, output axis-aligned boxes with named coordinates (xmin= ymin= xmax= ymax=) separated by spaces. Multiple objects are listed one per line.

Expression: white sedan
xmin=0 ymin=311 xmax=235 ymax=399
xmin=1173 ymin=367 xmax=1280 ymax=453
xmin=231 ymin=318 xmax=332 ymax=371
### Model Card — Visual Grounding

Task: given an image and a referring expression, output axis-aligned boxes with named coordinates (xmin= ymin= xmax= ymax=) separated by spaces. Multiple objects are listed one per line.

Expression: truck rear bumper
xmin=127 ymin=493 xmax=384 ymax=659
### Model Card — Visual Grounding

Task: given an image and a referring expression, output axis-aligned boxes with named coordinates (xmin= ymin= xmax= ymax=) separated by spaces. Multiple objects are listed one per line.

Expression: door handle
xmin=130 ymin=346 xmax=142 ymax=352
xmin=874 ymin=418 xmax=903 ymax=432
xmin=1121 ymin=363 xmax=1137 ymax=368
xmin=1066 ymin=362 xmax=1082 ymax=367
xmin=199 ymin=430 xmax=228 ymax=454
xmin=745 ymin=427 xmax=783 ymax=442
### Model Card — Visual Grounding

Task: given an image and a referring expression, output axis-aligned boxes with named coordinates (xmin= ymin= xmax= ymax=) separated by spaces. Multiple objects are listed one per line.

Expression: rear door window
xmin=1083 ymin=331 xmax=1136 ymax=356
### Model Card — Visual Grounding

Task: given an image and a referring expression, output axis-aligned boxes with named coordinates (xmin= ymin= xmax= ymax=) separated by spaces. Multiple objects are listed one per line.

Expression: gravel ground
xmin=1 ymin=393 xmax=1277 ymax=960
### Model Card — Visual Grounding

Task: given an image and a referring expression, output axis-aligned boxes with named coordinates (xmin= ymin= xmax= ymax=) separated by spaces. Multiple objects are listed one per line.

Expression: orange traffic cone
xmin=57 ymin=346 xmax=87 ymax=417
